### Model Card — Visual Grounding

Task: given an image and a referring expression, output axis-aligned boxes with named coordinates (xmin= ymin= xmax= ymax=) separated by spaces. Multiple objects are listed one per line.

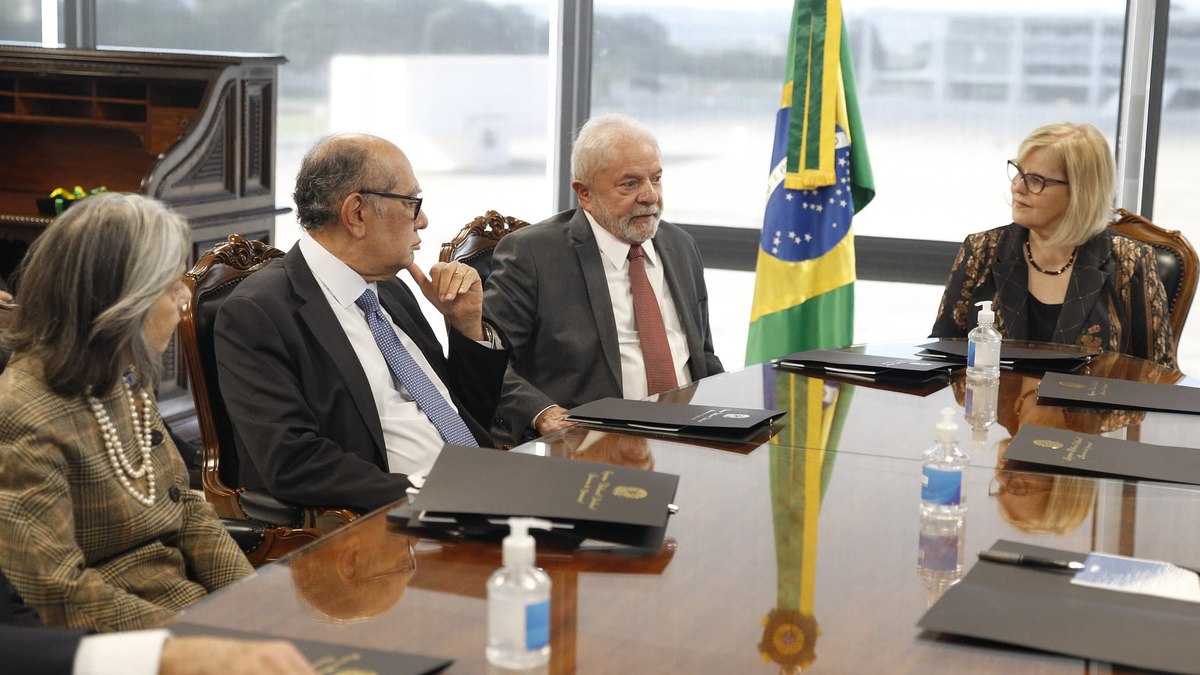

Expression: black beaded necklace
xmin=1024 ymin=241 xmax=1076 ymax=276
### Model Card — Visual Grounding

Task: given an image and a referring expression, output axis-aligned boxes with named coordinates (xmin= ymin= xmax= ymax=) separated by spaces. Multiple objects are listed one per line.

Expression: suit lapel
xmin=991 ymin=226 xmax=1030 ymax=340
xmin=569 ymin=213 xmax=623 ymax=387
xmin=285 ymin=248 xmax=389 ymax=463
xmin=1054 ymin=232 xmax=1111 ymax=344
xmin=653 ymin=230 xmax=704 ymax=380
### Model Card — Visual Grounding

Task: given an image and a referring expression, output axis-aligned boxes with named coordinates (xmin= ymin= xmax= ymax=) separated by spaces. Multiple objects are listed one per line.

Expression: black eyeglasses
xmin=358 ymin=189 xmax=423 ymax=218
xmin=1007 ymin=160 xmax=1069 ymax=194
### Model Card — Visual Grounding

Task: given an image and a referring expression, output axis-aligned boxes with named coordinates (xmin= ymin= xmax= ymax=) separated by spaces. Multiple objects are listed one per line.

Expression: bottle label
xmin=921 ymin=467 xmax=962 ymax=506
xmin=919 ymin=531 xmax=961 ymax=573
xmin=525 ymin=599 xmax=550 ymax=650
xmin=968 ymin=339 xmax=1000 ymax=371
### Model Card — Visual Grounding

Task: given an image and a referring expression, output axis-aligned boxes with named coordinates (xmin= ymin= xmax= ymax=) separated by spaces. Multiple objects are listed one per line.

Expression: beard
xmin=591 ymin=198 xmax=661 ymax=244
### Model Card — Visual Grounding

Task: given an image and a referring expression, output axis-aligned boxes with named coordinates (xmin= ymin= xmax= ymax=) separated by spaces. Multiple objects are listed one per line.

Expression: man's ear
xmin=571 ymin=179 xmax=591 ymax=207
xmin=340 ymin=193 xmax=369 ymax=239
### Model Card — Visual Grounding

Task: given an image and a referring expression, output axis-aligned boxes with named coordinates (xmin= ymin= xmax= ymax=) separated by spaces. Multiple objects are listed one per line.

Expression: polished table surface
xmin=176 ymin=343 xmax=1200 ymax=673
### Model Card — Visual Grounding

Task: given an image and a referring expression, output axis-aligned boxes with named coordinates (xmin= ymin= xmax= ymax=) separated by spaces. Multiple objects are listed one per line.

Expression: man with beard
xmin=484 ymin=114 xmax=723 ymax=446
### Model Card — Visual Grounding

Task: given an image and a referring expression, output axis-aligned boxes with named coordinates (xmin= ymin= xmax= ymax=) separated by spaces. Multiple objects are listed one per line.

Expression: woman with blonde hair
xmin=0 ymin=193 xmax=251 ymax=631
xmin=931 ymin=122 xmax=1176 ymax=367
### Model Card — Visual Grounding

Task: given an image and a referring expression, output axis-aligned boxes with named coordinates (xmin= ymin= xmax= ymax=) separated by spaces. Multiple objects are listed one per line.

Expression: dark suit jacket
xmin=0 ymin=625 xmax=85 ymax=674
xmin=215 ymin=245 xmax=508 ymax=513
xmin=484 ymin=209 xmax=724 ymax=445
xmin=931 ymin=223 xmax=1176 ymax=368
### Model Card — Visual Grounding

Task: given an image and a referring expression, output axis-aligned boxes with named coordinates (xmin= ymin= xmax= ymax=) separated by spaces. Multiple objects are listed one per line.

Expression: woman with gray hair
xmin=0 ymin=193 xmax=252 ymax=632
xmin=931 ymin=122 xmax=1176 ymax=367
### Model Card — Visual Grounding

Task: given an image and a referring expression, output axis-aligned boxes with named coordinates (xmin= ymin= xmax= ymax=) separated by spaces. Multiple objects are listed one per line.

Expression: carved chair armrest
xmin=237 ymin=489 xmax=306 ymax=526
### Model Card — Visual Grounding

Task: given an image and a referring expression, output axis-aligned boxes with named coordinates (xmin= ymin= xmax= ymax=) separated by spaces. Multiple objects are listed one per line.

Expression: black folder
xmin=919 ymin=539 xmax=1200 ymax=674
xmin=565 ymin=397 xmax=786 ymax=443
xmin=773 ymin=348 xmax=954 ymax=384
xmin=918 ymin=339 xmax=1091 ymax=373
xmin=1038 ymin=373 xmax=1200 ymax=415
xmin=171 ymin=623 xmax=452 ymax=674
xmin=1004 ymin=424 xmax=1200 ymax=485
xmin=396 ymin=445 xmax=679 ymax=549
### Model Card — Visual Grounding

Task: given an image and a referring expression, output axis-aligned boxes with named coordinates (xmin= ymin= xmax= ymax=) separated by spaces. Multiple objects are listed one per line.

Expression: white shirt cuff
xmin=74 ymin=629 xmax=171 ymax=675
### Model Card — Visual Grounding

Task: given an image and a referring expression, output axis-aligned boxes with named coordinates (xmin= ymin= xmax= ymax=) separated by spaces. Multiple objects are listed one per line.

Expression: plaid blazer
xmin=0 ymin=358 xmax=252 ymax=632
xmin=931 ymin=223 xmax=1176 ymax=368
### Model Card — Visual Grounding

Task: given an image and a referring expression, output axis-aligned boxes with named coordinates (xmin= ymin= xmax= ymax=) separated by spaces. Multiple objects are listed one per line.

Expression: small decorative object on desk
xmin=37 ymin=185 xmax=107 ymax=216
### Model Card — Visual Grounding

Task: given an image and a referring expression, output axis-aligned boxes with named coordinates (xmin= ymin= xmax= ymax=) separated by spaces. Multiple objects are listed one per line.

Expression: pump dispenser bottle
xmin=487 ymin=517 xmax=552 ymax=669
xmin=967 ymin=300 xmax=1001 ymax=382
xmin=921 ymin=407 xmax=968 ymax=518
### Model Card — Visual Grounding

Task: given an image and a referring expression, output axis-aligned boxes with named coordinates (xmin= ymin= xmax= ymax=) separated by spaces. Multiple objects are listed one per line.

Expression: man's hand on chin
xmin=407 ymin=261 xmax=484 ymax=340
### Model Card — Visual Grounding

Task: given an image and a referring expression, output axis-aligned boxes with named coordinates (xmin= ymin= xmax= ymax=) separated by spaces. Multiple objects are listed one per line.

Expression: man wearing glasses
xmin=215 ymin=133 xmax=508 ymax=514
xmin=484 ymin=114 xmax=724 ymax=446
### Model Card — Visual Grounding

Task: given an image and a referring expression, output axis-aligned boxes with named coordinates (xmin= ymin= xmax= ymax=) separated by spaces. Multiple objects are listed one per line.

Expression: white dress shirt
xmin=299 ymin=235 xmax=453 ymax=484
xmin=584 ymin=211 xmax=692 ymax=399
xmin=74 ymin=628 xmax=169 ymax=675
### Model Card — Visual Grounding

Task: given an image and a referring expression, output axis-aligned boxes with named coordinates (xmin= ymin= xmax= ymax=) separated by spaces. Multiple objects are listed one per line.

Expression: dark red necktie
xmin=627 ymin=244 xmax=678 ymax=395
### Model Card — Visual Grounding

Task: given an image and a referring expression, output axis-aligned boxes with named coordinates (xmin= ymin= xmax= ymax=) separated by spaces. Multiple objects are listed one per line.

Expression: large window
xmin=96 ymin=0 xmax=552 ymax=255
xmin=92 ymin=0 xmax=552 ymax=338
xmin=1153 ymin=1 xmax=1200 ymax=233
xmin=847 ymin=5 xmax=1126 ymax=242
xmin=592 ymin=1 xmax=1127 ymax=242
xmin=7 ymin=1 xmax=1196 ymax=371
xmin=0 ymin=0 xmax=41 ymax=42
xmin=591 ymin=2 xmax=783 ymax=230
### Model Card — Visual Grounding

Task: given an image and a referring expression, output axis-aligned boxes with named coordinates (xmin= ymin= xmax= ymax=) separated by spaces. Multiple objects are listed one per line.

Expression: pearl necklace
xmin=89 ymin=378 xmax=156 ymax=506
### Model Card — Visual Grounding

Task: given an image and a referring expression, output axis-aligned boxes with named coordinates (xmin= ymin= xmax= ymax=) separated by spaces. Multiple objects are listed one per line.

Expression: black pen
xmin=977 ymin=549 xmax=1084 ymax=572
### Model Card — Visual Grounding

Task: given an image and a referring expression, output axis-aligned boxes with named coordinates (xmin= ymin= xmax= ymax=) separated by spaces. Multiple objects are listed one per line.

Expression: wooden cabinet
xmin=0 ymin=43 xmax=289 ymax=427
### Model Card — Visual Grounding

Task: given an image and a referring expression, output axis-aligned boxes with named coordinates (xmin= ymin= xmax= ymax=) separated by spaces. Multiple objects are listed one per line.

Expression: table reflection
xmin=174 ymin=345 xmax=1200 ymax=673
xmin=289 ymin=514 xmax=417 ymax=623
xmin=757 ymin=378 xmax=849 ymax=671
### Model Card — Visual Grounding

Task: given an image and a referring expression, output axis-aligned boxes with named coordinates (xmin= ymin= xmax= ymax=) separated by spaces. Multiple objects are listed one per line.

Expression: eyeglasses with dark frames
xmin=1007 ymin=160 xmax=1069 ymax=195
xmin=358 ymin=189 xmax=423 ymax=218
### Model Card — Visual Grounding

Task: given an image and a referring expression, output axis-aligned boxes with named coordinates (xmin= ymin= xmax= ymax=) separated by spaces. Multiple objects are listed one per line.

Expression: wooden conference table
xmin=175 ymin=342 xmax=1200 ymax=673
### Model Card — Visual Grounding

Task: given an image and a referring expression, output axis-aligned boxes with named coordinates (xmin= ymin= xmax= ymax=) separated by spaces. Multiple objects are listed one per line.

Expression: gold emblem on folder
xmin=1033 ymin=439 xmax=1065 ymax=450
xmin=1059 ymin=381 xmax=1086 ymax=389
xmin=613 ymin=486 xmax=648 ymax=499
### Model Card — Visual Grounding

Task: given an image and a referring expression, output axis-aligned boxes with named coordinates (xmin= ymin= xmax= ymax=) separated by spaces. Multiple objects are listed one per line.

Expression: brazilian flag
xmin=746 ymin=0 xmax=874 ymax=364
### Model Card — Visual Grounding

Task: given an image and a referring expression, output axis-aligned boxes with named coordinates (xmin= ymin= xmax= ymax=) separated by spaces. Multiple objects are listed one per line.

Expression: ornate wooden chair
xmin=439 ymin=209 xmax=530 ymax=281
xmin=179 ymin=234 xmax=357 ymax=564
xmin=1111 ymin=208 xmax=1199 ymax=344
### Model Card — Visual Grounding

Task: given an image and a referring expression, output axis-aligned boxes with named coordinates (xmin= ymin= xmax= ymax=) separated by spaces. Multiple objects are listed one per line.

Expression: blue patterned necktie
xmin=355 ymin=288 xmax=477 ymax=447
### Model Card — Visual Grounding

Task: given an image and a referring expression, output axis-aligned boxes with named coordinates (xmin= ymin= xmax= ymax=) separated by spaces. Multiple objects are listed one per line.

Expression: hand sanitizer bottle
xmin=967 ymin=300 xmax=1001 ymax=383
xmin=487 ymin=517 xmax=552 ymax=670
xmin=964 ymin=377 xmax=998 ymax=442
xmin=917 ymin=505 xmax=965 ymax=606
xmin=921 ymin=407 xmax=968 ymax=519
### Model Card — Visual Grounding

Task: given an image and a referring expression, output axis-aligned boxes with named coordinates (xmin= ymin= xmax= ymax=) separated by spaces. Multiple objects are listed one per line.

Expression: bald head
xmin=293 ymin=133 xmax=395 ymax=232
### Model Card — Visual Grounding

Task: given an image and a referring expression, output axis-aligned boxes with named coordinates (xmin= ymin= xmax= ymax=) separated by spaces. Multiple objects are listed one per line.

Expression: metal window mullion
xmin=1115 ymin=0 xmax=1170 ymax=219
xmin=550 ymin=0 xmax=592 ymax=214
xmin=62 ymin=0 xmax=97 ymax=49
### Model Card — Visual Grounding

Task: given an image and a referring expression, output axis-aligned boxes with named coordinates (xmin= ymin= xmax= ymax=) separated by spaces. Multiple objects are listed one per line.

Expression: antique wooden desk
xmin=0 ymin=43 xmax=288 ymax=427
xmin=175 ymin=345 xmax=1200 ymax=673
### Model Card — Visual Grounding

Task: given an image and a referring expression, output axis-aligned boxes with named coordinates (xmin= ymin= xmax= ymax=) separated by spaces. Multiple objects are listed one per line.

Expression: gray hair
xmin=293 ymin=133 xmax=389 ymax=231
xmin=571 ymin=114 xmax=661 ymax=183
xmin=2 ymin=193 xmax=190 ymax=397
